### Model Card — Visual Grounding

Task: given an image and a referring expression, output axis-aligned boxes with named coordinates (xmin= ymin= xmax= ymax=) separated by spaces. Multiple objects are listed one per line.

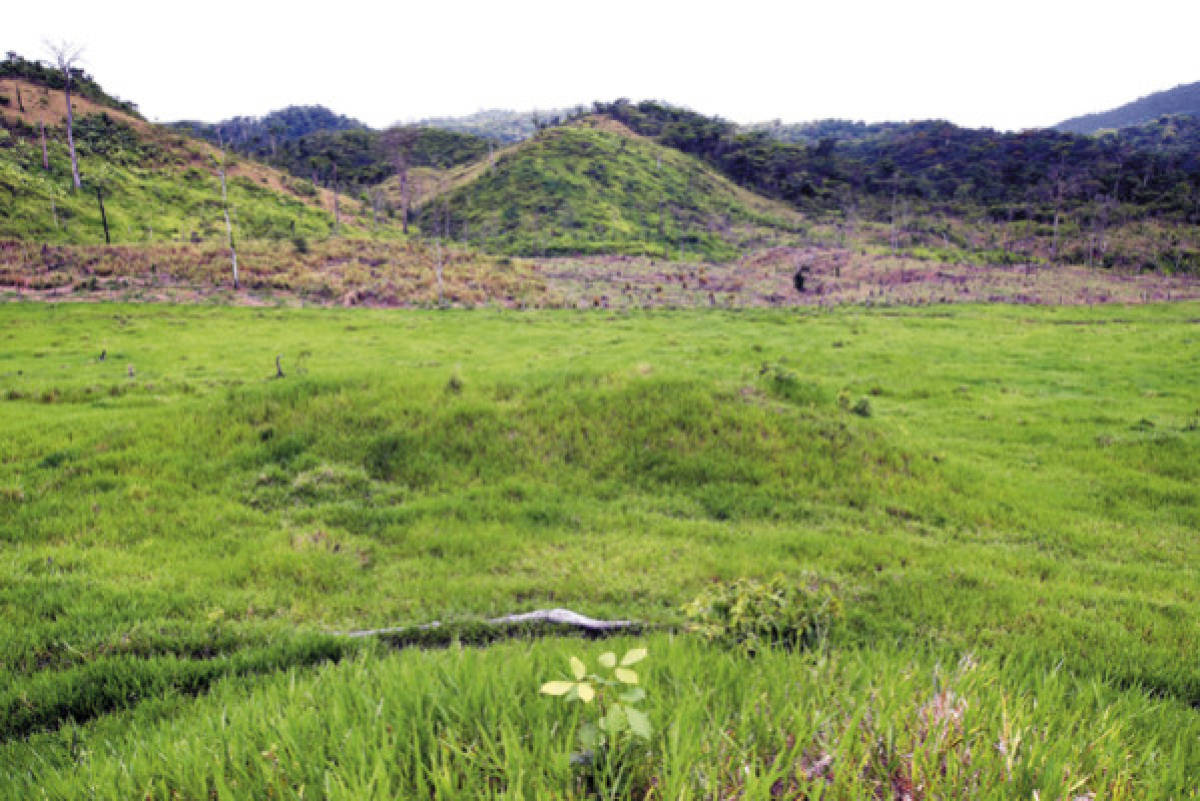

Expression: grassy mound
xmin=415 ymin=117 xmax=806 ymax=259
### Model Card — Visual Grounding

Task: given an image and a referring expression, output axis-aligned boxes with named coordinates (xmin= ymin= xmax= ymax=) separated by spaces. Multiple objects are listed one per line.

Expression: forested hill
xmin=595 ymin=100 xmax=1200 ymax=221
xmin=172 ymin=107 xmax=493 ymax=189
xmin=172 ymin=106 xmax=369 ymax=156
xmin=1056 ymin=80 xmax=1200 ymax=134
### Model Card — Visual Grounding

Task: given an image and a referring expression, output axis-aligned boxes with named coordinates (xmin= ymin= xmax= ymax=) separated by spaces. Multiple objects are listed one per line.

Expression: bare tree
xmin=45 ymin=40 xmax=84 ymax=191
xmin=216 ymin=132 xmax=240 ymax=289
xmin=368 ymin=185 xmax=387 ymax=229
xmin=382 ymin=126 xmax=420 ymax=234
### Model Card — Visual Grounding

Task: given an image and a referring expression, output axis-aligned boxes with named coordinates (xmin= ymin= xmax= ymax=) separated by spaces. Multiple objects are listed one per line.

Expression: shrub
xmin=683 ymin=575 xmax=840 ymax=655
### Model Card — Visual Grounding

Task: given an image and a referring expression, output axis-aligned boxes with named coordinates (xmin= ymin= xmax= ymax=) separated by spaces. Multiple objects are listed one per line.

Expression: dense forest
xmin=594 ymin=100 xmax=1200 ymax=223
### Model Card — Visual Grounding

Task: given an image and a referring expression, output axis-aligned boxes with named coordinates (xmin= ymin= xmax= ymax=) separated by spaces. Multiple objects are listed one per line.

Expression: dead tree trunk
xmin=217 ymin=134 xmax=239 ymax=290
xmin=332 ymin=163 xmax=340 ymax=233
xmin=64 ymin=77 xmax=81 ymax=191
xmin=40 ymin=121 xmax=49 ymax=170
xmin=95 ymin=186 xmax=110 ymax=244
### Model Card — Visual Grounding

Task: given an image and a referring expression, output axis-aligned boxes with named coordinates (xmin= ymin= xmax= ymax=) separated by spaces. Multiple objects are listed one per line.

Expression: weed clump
xmin=763 ymin=365 xmax=826 ymax=406
xmin=683 ymin=575 xmax=840 ymax=655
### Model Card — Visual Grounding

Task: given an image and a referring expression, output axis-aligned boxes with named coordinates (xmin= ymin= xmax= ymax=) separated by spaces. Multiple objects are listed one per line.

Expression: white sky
xmin=8 ymin=0 xmax=1200 ymax=131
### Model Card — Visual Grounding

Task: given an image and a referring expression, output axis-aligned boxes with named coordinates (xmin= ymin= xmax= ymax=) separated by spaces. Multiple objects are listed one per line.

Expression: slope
xmin=1056 ymin=80 xmax=1200 ymax=134
xmin=0 ymin=78 xmax=369 ymax=245
xmin=414 ymin=116 xmax=806 ymax=259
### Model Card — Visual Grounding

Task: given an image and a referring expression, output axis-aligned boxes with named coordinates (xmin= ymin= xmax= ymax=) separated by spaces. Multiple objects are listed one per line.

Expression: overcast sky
xmin=9 ymin=0 xmax=1200 ymax=131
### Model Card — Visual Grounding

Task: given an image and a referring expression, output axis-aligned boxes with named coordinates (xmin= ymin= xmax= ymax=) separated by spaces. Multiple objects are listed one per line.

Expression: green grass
xmin=0 ymin=302 xmax=1198 ymax=796
xmin=6 ymin=637 xmax=1197 ymax=800
xmin=416 ymin=119 xmax=806 ymax=259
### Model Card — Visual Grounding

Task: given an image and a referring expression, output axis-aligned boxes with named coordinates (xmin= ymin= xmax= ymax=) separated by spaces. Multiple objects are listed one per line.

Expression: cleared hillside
xmin=415 ymin=116 xmax=806 ymax=259
xmin=0 ymin=79 xmax=367 ymax=245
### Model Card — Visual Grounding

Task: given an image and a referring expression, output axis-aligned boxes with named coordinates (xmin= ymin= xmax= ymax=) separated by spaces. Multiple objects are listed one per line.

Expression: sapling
xmin=539 ymin=648 xmax=650 ymax=760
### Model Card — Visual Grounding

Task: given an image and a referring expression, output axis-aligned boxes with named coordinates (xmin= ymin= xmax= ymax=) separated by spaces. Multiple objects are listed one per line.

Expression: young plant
xmin=539 ymin=647 xmax=651 ymax=757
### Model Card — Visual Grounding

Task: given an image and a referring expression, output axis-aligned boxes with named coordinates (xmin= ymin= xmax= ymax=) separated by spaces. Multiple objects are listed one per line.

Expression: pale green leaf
xmin=619 ymin=687 xmax=646 ymax=704
xmin=625 ymin=706 xmax=651 ymax=739
xmin=598 ymin=651 xmax=617 ymax=668
xmin=570 ymin=656 xmax=587 ymax=680
xmin=613 ymin=667 xmax=638 ymax=685
xmin=577 ymin=681 xmax=595 ymax=703
xmin=540 ymin=680 xmax=575 ymax=696
xmin=620 ymin=648 xmax=648 ymax=666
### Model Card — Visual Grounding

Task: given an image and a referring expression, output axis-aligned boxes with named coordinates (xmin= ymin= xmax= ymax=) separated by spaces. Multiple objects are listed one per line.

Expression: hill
xmin=414 ymin=107 xmax=578 ymax=142
xmin=414 ymin=116 xmax=806 ymax=259
xmin=171 ymin=105 xmax=369 ymax=156
xmin=0 ymin=52 xmax=139 ymax=117
xmin=1056 ymin=80 xmax=1200 ymax=134
xmin=0 ymin=77 xmax=365 ymax=245
xmin=174 ymin=108 xmax=493 ymax=190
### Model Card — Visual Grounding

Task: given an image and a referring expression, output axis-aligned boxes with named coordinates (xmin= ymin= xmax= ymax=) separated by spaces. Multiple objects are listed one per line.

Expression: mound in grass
xmin=414 ymin=117 xmax=807 ymax=259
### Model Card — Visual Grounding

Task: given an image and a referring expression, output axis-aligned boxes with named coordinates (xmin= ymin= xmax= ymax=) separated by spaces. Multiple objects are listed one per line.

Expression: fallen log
xmin=337 ymin=608 xmax=639 ymax=639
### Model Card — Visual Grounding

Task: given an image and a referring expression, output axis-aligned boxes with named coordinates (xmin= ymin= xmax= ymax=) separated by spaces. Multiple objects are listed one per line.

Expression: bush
xmin=683 ymin=575 xmax=840 ymax=655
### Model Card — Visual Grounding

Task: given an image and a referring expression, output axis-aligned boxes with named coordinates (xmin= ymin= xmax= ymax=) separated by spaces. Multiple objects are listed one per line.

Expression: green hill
xmin=415 ymin=117 xmax=805 ymax=259
xmin=0 ymin=79 xmax=371 ymax=245
xmin=1056 ymin=80 xmax=1200 ymax=134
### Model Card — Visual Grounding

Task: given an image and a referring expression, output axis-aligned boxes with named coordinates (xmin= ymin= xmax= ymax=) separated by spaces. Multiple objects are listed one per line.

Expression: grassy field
xmin=1 ymin=301 xmax=1198 ymax=797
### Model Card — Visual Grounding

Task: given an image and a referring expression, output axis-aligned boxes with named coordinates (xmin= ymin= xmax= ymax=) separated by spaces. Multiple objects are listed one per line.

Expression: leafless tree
xmin=382 ymin=126 xmax=420 ymax=234
xmin=368 ymin=186 xmax=387 ymax=229
xmin=216 ymin=132 xmax=239 ymax=289
xmin=331 ymin=162 xmax=341 ymax=233
xmin=45 ymin=40 xmax=84 ymax=191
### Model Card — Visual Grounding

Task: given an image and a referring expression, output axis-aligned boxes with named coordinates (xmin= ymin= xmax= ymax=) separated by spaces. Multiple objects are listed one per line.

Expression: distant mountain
xmin=414 ymin=108 xmax=580 ymax=143
xmin=1056 ymin=81 xmax=1200 ymax=134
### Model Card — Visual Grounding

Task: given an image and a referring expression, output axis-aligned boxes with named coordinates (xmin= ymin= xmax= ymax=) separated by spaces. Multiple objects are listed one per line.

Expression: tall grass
xmin=4 ymin=636 xmax=1196 ymax=799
